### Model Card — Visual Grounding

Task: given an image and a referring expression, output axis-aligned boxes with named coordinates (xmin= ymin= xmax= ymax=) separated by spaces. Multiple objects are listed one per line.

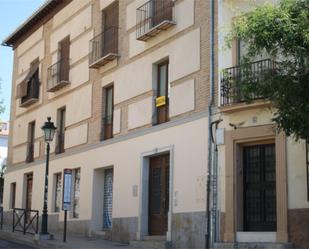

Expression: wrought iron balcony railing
xmin=20 ymin=76 xmax=40 ymax=107
xmin=136 ymin=0 xmax=175 ymax=41
xmin=89 ymin=26 xmax=119 ymax=68
xmin=47 ymin=58 xmax=70 ymax=92
xmin=220 ymin=59 xmax=276 ymax=106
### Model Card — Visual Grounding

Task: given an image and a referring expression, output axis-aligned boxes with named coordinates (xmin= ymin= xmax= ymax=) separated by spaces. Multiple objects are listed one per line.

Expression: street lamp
xmin=40 ymin=117 xmax=56 ymax=238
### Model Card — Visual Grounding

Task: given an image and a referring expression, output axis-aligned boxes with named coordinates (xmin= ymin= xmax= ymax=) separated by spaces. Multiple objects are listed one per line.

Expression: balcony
xmin=136 ymin=0 xmax=175 ymax=41
xmin=220 ymin=59 xmax=276 ymax=107
xmin=20 ymin=77 xmax=40 ymax=107
xmin=47 ymin=58 xmax=70 ymax=92
xmin=89 ymin=27 xmax=119 ymax=69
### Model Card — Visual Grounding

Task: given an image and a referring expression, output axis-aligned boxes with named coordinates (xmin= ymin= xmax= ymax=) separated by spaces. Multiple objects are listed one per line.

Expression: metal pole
xmin=41 ymin=142 xmax=50 ymax=235
xmin=63 ymin=210 xmax=67 ymax=242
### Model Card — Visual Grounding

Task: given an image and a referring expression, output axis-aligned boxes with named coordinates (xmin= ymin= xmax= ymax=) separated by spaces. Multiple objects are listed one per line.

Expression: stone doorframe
xmin=137 ymin=145 xmax=174 ymax=241
xmin=224 ymin=125 xmax=288 ymax=242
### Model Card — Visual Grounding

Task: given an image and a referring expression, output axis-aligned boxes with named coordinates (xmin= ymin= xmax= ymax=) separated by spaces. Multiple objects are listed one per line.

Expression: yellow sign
xmin=156 ymin=96 xmax=166 ymax=107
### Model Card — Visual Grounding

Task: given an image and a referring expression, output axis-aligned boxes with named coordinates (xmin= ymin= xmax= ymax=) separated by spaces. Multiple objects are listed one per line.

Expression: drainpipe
xmin=206 ymin=0 xmax=215 ymax=248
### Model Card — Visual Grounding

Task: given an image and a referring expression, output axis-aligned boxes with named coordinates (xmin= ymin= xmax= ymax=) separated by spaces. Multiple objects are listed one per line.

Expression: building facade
xmin=2 ymin=0 xmax=308 ymax=248
xmin=216 ymin=0 xmax=309 ymax=248
xmin=2 ymin=0 xmax=213 ymax=248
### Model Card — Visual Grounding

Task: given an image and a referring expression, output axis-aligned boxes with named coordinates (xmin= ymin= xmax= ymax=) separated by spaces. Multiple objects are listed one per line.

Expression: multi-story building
xmin=216 ymin=1 xmax=309 ymax=248
xmin=2 ymin=0 xmax=213 ymax=248
xmin=2 ymin=0 xmax=308 ymax=248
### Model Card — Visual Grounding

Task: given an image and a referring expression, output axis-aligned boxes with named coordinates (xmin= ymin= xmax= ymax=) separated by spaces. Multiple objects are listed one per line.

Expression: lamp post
xmin=40 ymin=117 xmax=56 ymax=238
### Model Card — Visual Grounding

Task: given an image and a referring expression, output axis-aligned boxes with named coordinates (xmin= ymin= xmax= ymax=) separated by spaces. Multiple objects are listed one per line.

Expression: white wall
xmin=101 ymin=28 xmax=200 ymax=105
xmin=128 ymin=0 xmax=195 ymax=58
xmin=4 ymin=117 xmax=208 ymax=219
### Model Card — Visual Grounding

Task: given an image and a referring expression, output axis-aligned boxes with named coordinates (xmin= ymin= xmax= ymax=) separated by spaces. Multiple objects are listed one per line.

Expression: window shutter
xmin=102 ymin=1 xmax=119 ymax=30
xmin=16 ymin=80 xmax=28 ymax=99
xmin=16 ymin=61 xmax=39 ymax=99
xmin=59 ymin=37 xmax=70 ymax=81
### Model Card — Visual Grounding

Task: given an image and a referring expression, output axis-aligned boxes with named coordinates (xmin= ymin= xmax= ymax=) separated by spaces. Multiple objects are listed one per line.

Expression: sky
xmin=0 ymin=0 xmax=45 ymax=121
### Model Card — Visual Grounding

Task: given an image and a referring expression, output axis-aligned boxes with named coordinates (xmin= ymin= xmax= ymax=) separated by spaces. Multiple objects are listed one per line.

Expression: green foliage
xmin=0 ymin=79 xmax=5 ymax=116
xmin=227 ymin=0 xmax=309 ymax=140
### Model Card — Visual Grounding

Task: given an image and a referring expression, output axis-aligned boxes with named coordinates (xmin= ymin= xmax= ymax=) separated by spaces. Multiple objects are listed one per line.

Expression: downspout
xmin=206 ymin=0 xmax=215 ymax=248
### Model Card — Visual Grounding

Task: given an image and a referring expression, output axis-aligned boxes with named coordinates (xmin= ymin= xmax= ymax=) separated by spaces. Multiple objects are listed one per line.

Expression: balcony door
xmin=152 ymin=0 xmax=173 ymax=27
xmin=156 ymin=61 xmax=169 ymax=124
xmin=26 ymin=121 xmax=35 ymax=163
xmin=58 ymin=37 xmax=70 ymax=82
xmin=102 ymin=1 xmax=118 ymax=56
xmin=56 ymin=107 xmax=65 ymax=154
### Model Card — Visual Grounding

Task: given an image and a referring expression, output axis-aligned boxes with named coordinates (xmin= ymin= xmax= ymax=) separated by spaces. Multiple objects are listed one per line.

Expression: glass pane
xmin=159 ymin=64 xmax=167 ymax=97
xmin=106 ymin=87 xmax=113 ymax=117
xmin=73 ymin=168 xmax=80 ymax=218
xmin=55 ymin=174 xmax=62 ymax=212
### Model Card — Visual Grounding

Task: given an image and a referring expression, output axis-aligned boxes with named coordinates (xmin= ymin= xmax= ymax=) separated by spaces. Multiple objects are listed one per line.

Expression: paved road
xmin=0 ymin=239 xmax=35 ymax=249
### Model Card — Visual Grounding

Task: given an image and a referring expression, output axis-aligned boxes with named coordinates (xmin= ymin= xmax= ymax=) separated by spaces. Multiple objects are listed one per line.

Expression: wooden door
xmin=102 ymin=1 xmax=118 ymax=56
xmin=243 ymin=144 xmax=277 ymax=231
xmin=25 ymin=174 xmax=33 ymax=223
xmin=26 ymin=174 xmax=33 ymax=210
xmin=149 ymin=154 xmax=169 ymax=235
xmin=152 ymin=0 xmax=173 ymax=27
xmin=59 ymin=36 xmax=70 ymax=82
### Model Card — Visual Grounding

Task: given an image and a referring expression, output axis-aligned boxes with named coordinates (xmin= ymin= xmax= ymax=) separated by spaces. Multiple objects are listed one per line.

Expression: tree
xmin=0 ymin=79 xmax=5 ymax=117
xmin=226 ymin=0 xmax=309 ymax=140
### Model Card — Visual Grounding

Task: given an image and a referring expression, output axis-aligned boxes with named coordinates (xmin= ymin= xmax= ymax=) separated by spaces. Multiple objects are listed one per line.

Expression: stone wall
xmin=171 ymin=212 xmax=206 ymax=249
xmin=288 ymin=208 xmax=309 ymax=249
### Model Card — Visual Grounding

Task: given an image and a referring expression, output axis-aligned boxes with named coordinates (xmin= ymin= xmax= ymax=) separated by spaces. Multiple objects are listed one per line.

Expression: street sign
xmin=156 ymin=96 xmax=166 ymax=107
xmin=62 ymin=169 xmax=72 ymax=211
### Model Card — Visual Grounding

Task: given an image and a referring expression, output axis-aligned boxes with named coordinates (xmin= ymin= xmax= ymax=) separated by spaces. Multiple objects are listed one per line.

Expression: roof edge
xmin=2 ymin=0 xmax=63 ymax=47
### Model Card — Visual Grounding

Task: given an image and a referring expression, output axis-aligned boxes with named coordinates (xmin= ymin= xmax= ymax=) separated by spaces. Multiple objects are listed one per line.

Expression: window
xmin=101 ymin=85 xmax=114 ymax=140
xmin=47 ymin=37 xmax=70 ymax=91
xmin=10 ymin=182 xmax=16 ymax=209
xmin=17 ymin=59 xmax=40 ymax=107
xmin=26 ymin=121 xmax=35 ymax=163
xmin=56 ymin=107 xmax=66 ymax=154
xmin=54 ymin=173 xmax=62 ymax=212
xmin=89 ymin=1 xmax=119 ymax=68
xmin=102 ymin=0 xmax=119 ymax=57
xmin=72 ymin=168 xmax=80 ymax=218
xmin=156 ymin=60 xmax=169 ymax=124
xmin=235 ymin=38 xmax=269 ymax=65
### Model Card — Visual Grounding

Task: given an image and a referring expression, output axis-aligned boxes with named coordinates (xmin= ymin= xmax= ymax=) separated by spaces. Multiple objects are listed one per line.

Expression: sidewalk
xmin=0 ymin=225 xmax=136 ymax=249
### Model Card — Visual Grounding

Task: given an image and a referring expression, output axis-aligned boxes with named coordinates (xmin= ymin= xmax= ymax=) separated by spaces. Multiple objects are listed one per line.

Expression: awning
xmin=16 ymin=63 xmax=39 ymax=99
